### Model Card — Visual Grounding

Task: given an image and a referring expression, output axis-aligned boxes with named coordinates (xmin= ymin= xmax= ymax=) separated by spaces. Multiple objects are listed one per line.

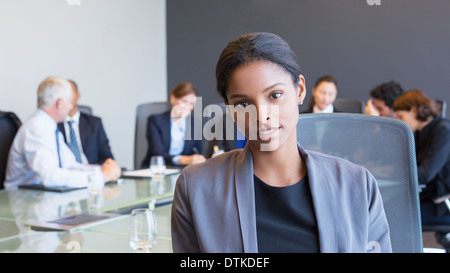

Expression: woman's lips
xmin=257 ymin=127 xmax=280 ymax=141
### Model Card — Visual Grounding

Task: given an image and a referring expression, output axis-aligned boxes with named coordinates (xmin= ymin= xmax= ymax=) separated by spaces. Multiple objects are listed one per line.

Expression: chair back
xmin=0 ymin=111 xmax=21 ymax=189
xmin=297 ymin=113 xmax=422 ymax=253
xmin=334 ymin=98 xmax=365 ymax=114
xmin=134 ymin=102 xmax=171 ymax=169
xmin=78 ymin=105 xmax=93 ymax=115
xmin=435 ymin=99 xmax=447 ymax=118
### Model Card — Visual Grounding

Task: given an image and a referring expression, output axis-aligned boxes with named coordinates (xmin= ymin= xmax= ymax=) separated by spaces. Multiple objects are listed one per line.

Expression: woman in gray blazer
xmin=171 ymin=32 xmax=392 ymax=253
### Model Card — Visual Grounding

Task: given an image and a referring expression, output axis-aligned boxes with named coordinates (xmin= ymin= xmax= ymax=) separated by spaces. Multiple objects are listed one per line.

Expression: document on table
xmin=121 ymin=168 xmax=181 ymax=178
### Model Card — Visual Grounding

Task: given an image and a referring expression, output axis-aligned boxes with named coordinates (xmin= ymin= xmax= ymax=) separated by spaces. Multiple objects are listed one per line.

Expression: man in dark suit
xmin=58 ymin=80 xmax=115 ymax=165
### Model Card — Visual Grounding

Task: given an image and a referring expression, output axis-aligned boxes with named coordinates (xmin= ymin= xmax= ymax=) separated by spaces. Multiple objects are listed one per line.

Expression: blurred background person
xmin=393 ymin=89 xmax=450 ymax=225
xmin=301 ymin=75 xmax=339 ymax=113
xmin=366 ymin=81 xmax=404 ymax=117
xmin=58 ymin=80 xmax=115 ymax=165
xmin=4 ymin=76 xmax=121 ymax=189
xmin=141 ymin=82 xmax=205 ymax=168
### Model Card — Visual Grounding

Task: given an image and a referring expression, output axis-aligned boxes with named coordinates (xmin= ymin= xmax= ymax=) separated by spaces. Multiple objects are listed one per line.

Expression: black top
xmin=254 ymin=174 xmax=320 ymax=253
xmin=415 ymin=116 xmax=450 ymax=216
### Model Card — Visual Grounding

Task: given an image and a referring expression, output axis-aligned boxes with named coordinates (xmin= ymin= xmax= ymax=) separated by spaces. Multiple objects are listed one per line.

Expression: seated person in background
xmin=393 ymin=89 xmax=450 ymax=225
xmin=301 ymin=75 xmax=339 ymax=113
xmin=58 ymin=80 xmax=116 ymax=165
xmin=4 ymin=76 xmax=121 ymax=189
xmin=141 ymin=82 xmax=206 ymax=168
xmin=365 ymin=81 xmax=403 ymax=117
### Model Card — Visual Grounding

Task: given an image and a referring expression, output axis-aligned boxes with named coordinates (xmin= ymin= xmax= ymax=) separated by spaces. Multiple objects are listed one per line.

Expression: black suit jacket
xmin=415 ymin=116 xmax=450 ymax=216
xmin=141 ymin=111 xmax=202 ymax=168
xmin=58 ymin=112 xmax=114 ymax=165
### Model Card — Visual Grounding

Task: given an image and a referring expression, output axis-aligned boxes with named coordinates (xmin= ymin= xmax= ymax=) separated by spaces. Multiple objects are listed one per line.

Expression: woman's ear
xmin=297 ymin=75 xmax=307 ymax=105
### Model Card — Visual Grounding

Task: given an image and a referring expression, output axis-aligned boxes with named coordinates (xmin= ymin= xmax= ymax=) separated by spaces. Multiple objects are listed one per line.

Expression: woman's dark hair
xmin=369 ymin=81 xmax=404 ymax=109
xmin=393 ymin=89 xmax=438 ymax=121
xmin=216 ymin=32 xmax=301 ymax=103
xmin=314 ymin=75 xmax=337 ymax=88
xmin=170 ymin=82 xmax=197 ymax=99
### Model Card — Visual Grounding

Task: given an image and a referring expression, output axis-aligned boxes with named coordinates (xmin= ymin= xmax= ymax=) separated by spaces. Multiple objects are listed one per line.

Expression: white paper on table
xmin=122 ymin=168 xmax=180 ymax=178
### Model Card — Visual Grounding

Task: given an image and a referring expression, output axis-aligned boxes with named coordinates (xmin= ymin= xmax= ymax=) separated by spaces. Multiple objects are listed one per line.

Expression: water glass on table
xmin=150 ymin=155 xmax=166 ymax=178
xmin=129 ymin=208 xmax=158 ymax=252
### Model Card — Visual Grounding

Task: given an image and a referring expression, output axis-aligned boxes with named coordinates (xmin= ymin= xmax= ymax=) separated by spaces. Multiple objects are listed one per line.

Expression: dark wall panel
xmin=167 ymin=0 xmax=450 ymax=112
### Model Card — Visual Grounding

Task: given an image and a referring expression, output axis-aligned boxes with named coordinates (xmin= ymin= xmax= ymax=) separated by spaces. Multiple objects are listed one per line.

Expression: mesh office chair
xmin=78 ymin=105 xmax=93 ymax=115
xmin=0 ymin=111 xmax=21 ymax=189
xmin=334 ymin=98 xmax=365 ymax=114
xmin=134 ymin=102 xmax=171 ymax=169
xmin=297 ymin=113 xmax=422 ymax=253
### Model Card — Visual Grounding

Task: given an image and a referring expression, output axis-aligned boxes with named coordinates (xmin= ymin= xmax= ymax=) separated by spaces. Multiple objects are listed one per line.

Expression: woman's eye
xmin=234 ymin=101 xmax=249 ymax=109
xmin=270 ymin=92 xmax=282 ymax=100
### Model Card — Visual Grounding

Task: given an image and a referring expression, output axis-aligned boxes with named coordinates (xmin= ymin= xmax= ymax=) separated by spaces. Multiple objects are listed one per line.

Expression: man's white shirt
xmin=4 ymin=109 xmax=102 ymax=189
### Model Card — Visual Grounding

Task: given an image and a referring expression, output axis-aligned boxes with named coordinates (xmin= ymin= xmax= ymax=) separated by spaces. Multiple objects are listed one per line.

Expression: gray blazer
xmin=171 ymin=144 xmax=392 ymax=253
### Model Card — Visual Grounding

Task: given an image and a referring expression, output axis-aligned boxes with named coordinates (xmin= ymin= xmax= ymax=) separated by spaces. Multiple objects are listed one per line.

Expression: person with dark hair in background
xmin=141 ymin=82 xmax=206 ymax=168
xmin=171 ymin=32 xmax=391 ymax=253
xmin=393 ymin=89 xmax=450 ymax=226
xmin=58 ymin=80 xmax=115 ymax=165
xmin=301 ymin=75 xmax=340 ymax=113
xmin=366 ymin=81 xmax=404 ymax=117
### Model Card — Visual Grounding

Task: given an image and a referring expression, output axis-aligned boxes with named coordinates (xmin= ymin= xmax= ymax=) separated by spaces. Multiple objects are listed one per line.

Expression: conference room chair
xmin=134 ymin=102 xmax=171 ymax=170
xmin=422 ymin=196 xmax=450 ymax=252
xmin=78 ymin=104 xmax=93 ymax=115
xmin=435 ymin=99 xmax=447 ymax=118
xmin=334 ymin=98 xmax=365 ymax=114
xmin=0 ymin=111 xmax=21 ymax=189
xmin=297 ymin=113 xmax=422 ymax=253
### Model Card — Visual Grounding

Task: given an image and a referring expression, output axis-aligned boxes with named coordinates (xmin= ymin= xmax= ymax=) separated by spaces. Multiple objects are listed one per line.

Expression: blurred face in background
xmin=170 ymin=93 xmax=197 ymax=120
xmin=373 ymin=98 xmax=396 ymax=118
xmin=68 ymin=82 xmax=80 ymax=117
xmin=395 ymin=108 xmax=420 ymax=132
xmin=312 ymin=81 xmax=337 ymax=110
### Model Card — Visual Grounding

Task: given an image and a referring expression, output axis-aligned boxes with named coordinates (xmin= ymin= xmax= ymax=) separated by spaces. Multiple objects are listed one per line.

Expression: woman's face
xmin=312 ymin=81 xmax=337 ymax=111
xmin=395 ymin=108 xmax=419 ymax=132
xmin=226 ymin=61 xmax=306 ymax=152
xmin=170 ymin=93 xmax=196 ymax=119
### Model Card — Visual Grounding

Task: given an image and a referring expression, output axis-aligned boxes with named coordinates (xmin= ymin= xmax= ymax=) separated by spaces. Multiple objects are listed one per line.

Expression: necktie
xmin=55 ymin=128 xmax=62 ymax=167
xmin=68 ymin=120 xmax=82 ymax=163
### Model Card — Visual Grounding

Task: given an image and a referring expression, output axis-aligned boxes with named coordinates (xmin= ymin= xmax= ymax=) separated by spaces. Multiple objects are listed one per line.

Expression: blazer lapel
xmin=233 ymin=145 xmax=258 ymax=253
xmin=298 ymin=144 xmax=339 ymax=252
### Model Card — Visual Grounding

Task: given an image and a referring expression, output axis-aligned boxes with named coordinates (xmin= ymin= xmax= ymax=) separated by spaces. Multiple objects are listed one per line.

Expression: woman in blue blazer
xmin=141 ymin=82 xmax=205 ymax=168
xmin=171 ymin=33 xmax=391 ymax=253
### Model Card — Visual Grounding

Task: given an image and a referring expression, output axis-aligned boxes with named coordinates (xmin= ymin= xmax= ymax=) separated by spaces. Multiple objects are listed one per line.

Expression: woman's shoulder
xmin=183 ymin=149 xmax=242 ymax=175
xmin=304 ymin=149 xmax=368 ymax=176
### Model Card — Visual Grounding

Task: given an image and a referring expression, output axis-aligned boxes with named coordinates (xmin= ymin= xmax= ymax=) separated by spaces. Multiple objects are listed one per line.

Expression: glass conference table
xmin=0 ymin=170 xmax=179 ymax=253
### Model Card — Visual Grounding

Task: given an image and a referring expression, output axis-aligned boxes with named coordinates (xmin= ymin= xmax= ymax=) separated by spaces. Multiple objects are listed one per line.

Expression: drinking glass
xmin=150 ymin=156 xmax=166 ymax=177
xmin=87 ymin=167 xmax=104 ymax=195
xmin=129 ymin=208 xmax=158 ymax=252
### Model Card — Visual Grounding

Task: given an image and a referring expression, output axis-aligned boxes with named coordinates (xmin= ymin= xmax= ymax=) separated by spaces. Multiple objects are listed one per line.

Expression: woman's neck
xmin=250 ymin=134 xmax=306 ymax=187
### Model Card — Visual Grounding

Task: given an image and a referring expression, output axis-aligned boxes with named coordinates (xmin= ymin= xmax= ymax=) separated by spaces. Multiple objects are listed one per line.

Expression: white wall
xmin=0 ymin=0 xmax=167 ymax=170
